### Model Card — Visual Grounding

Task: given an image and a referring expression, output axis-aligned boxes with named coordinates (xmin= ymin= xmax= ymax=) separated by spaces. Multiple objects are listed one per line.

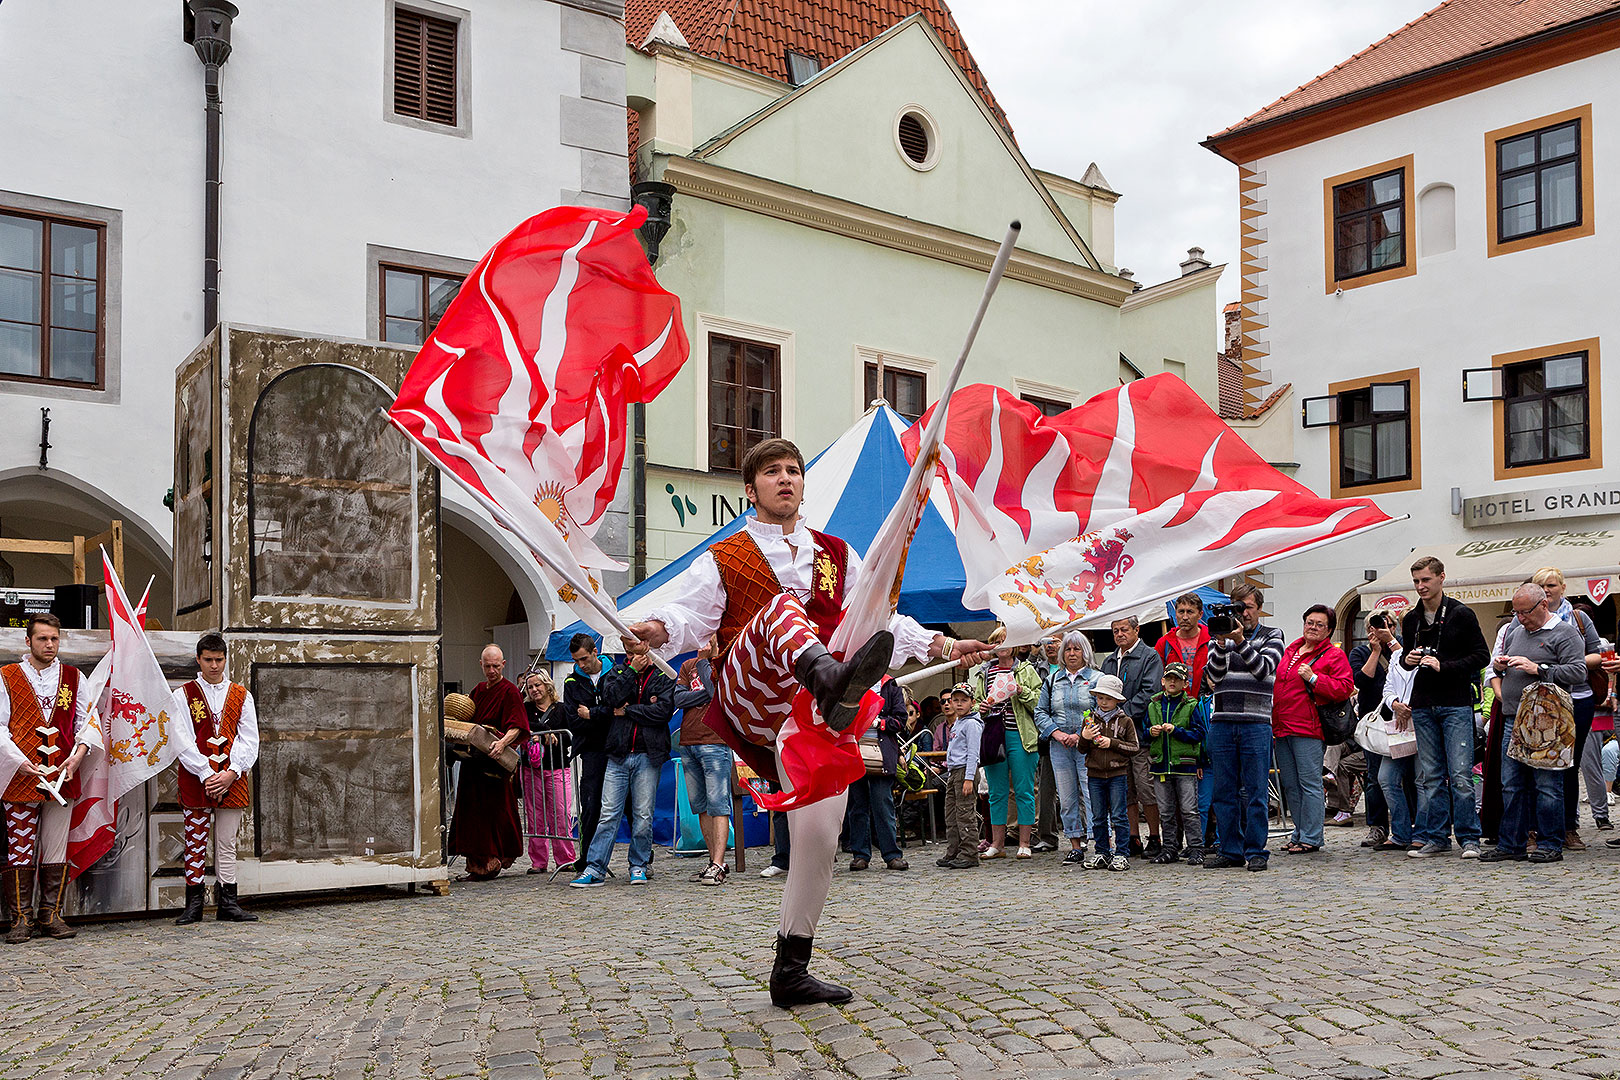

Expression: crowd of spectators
xmin=460 ymin=555 xmax=1619 ymax=885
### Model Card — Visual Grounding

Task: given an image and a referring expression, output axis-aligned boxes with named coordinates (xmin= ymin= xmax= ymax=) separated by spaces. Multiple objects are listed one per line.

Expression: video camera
xmin=1206 ymin=602 xmax=1243 ymax=635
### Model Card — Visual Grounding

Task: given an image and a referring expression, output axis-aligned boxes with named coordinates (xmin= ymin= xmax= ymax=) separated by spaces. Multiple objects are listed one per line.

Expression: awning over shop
xmin=1357 ymin=529 xmax=1620 ymax=608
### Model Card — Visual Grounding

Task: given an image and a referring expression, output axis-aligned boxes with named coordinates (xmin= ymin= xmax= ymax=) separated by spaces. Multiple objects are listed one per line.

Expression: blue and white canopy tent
xmin=547 ymin=403 xmax=991 ymax=852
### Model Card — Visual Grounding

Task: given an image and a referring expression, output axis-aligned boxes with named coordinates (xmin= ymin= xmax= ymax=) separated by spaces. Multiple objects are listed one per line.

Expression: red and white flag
xmin=388 ymin=204 xmax=688 ymax=635
xmin=68 ymin=558 xmax=192 ymax=876
xmin=906 ymin=376 xmax=1399 ymax=640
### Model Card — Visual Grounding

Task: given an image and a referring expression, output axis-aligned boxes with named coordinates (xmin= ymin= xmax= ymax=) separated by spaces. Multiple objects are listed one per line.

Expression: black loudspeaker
xmin=51 ymin=584 xmax=100 ymax=629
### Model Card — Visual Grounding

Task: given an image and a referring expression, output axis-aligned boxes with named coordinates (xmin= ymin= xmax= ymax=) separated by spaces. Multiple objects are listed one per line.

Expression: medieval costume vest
xmin=709 ymin=528 xmax=849 ymax=656
xmin=179 ymin=681 xmax=252 ymax=810
xmin=2 ymin=663 xmax=80 ymax=804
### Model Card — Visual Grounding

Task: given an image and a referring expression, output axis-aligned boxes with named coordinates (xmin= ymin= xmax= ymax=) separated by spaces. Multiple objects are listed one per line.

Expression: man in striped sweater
xmin=1202 ymin=583 xmax=1286 ymax=871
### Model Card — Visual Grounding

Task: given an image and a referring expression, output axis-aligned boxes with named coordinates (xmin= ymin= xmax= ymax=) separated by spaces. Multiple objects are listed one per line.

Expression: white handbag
xmin=1354 ymin=708 xmax=1391 ymax=757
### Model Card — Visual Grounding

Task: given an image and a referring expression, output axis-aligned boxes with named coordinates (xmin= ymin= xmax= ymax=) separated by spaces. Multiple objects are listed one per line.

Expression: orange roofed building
xmin=1205 ymin=0 xmax=1620 ymax=641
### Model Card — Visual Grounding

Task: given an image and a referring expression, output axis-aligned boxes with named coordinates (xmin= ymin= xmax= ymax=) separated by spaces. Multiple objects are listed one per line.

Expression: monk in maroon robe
xmin=449 ymin=645 xmax=529 ymax=879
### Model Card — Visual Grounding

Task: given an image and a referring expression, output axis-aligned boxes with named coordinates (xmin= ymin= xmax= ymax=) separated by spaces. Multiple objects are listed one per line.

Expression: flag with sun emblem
xmin=388 ymin=205 xmax=688 ymax=634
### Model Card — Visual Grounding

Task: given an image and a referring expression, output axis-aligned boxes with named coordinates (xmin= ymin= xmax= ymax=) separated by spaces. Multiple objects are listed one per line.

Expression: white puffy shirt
xmin=171 ymin=677 xmax=260 ymax=781
xmin=642 ymin=516 xmax=937 ymax=665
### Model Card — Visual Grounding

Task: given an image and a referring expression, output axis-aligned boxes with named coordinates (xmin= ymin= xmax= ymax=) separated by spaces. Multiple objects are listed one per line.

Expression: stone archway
xmin=0 ymin=468 xmax=174 ymax=627
xmin=439 ymin=497 xmax=553 ymax=692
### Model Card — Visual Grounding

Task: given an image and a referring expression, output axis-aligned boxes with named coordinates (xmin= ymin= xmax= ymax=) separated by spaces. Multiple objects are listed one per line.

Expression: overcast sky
xmin=948 ymin=0 xmax=1439 ymax=319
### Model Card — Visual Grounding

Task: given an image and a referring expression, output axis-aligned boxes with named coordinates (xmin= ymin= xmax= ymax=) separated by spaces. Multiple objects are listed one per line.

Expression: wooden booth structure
xmin=165 ymin=325 xmax=447 ymax=908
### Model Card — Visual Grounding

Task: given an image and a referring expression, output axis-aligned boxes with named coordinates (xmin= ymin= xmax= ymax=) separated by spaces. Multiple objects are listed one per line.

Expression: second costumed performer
xmin=626 ymin=438 xmax=990 ymax=1008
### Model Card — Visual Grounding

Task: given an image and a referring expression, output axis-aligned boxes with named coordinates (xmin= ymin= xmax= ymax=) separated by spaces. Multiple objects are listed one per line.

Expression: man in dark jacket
xmin=563 ymin=634 xmax=613 ymax=873
xmin=842 ymin=676 xmax=910 ymax=872
xmin=569 ymin=650 xmax=675 ymax=886
xmin=1400 ymin=556 xmax=1490 ymax=859
xmin=1102 ymin=616 xmax=1164 ymax=856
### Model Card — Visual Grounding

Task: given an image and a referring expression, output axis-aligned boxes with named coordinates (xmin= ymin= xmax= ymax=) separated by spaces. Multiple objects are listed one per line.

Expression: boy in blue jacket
xmin=1145 ymin=663 xmax=1209 ymax=864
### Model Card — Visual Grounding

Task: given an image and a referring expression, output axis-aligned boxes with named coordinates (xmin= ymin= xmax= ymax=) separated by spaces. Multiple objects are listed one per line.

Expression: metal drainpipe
xmin=187 ymin=2 xmax=238 ymax=333
xmin=632 ymin=403 xmax=647 ymax=585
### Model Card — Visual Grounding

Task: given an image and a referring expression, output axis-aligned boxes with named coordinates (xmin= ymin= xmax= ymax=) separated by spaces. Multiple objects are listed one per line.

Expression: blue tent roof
xmin=547 ymin=406 xmax=989 ymax=660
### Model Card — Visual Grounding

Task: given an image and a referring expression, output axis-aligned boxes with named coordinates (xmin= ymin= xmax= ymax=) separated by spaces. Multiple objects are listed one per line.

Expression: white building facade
xmin=0 ymin=0 xmax=631 ymax=687
xmin=1207 ymin=4 xmax=1620 ymax=639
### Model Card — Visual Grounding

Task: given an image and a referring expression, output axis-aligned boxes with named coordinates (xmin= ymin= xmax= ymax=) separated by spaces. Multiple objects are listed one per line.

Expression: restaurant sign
xmin=1462 ymin=481 xmax=1620 ymax=528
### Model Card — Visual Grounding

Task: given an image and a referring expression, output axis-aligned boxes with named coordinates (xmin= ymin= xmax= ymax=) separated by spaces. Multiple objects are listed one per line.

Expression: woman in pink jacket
xmin=1272 ymin=605 xmax=1354 ymax=853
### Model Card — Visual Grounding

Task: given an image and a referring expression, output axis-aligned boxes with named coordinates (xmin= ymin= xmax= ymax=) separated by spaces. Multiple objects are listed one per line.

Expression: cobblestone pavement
xmin=5 ymin=834 xmax=1620 ymax=1080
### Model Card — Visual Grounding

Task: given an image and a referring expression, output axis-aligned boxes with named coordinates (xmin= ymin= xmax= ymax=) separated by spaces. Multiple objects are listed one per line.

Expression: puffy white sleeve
xmin=843 ymin=547 xmax=938 ymax=666
xmin=230 ymin=691 xmax=260 ymax=773
xmin=639 ymin=552 xmax=728 ymax=661
xmin=171 ymin=687 xmax=212 ymax=781
xmin=72 ymin=676 xmax=103 ymax=751
xmin=0 ymin=691 xmax=28 ymax=778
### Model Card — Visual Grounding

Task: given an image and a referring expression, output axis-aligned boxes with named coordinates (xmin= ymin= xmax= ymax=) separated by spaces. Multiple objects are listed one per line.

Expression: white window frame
xmin=693 ymin=313 xmax=795 ymax=474
xmin=385 ymin=0 xmax=473 ymax=139
xmin=855 ymin=345 xmax=936 ymax=421
xmin=0 ymin=189 xmax=122 ymax=403
xmin=1012 ymin=377 xmax=1078 ymax=412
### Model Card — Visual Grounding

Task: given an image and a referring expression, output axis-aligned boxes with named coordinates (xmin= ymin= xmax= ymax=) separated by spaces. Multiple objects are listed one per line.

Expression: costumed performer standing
xmin=170 ymin=632 xmax=261 ymax=925
xmin=625 ymin=438 xmax=990 ymax=1008
xmin=449 ymin=645 xmax=529 ymax=880
xmin=0 ymin=613 xmax=100 ymax=943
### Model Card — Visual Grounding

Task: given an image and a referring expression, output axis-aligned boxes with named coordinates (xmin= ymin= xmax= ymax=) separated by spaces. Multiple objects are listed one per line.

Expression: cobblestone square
xmin=5 ymin=838 xmax=1620 ymax=1080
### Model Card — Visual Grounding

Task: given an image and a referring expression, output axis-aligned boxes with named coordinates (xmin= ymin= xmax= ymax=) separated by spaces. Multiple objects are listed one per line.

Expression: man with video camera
xmin=1399 ymin=556 xmax=1489 ymax=859
xmin=1202 ymin=582 xmax=1285 ymax=871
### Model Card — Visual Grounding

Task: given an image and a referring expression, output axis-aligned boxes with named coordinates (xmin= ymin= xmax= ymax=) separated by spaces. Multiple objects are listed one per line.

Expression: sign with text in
xmin=1462 ymin=481 xmax=1620 ymax=528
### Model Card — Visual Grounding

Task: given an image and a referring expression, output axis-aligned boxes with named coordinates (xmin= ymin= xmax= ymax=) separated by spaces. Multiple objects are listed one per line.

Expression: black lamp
xmin=186 ymin=0 xmax=238 ymax=66
xmin=630 ymin=181 xmax=675 ymax=265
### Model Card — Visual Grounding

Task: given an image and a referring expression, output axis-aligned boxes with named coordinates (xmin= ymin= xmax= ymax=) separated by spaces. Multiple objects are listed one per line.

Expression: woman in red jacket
xmin=1272 ymin=605 xmax=1354 ymax=854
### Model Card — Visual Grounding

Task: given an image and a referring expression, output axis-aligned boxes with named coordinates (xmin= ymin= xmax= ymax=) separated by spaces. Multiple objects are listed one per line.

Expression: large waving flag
xmin=388 ymin=204 xmax=688 ymax=637
xmin=68 ymin=558 xmax=192 ymax=876
xmin=906 ymin=375 xmax=1399 ymax=640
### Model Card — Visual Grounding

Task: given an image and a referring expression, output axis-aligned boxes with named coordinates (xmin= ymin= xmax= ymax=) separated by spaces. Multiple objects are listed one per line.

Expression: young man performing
xmin=171 ymin=632 xmax=261 ymax=925
xmin=625 ymin=439 xmax=989 ymax=1008
xmin=0 ymin=614 xmax=98 ymax=943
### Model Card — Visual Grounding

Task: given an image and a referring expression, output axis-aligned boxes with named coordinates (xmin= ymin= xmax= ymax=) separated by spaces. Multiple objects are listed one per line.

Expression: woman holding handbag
xmin=972 ymin=641 xmax=1044 ymax=859
xmin=1271 ymin=605 xmax=1354 ymax=854
xmin=520 ymin=670 xmax=576 ymax=875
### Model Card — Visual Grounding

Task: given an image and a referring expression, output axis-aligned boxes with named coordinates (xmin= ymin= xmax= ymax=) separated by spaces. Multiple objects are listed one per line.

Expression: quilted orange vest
xmin=178 ymin=681 xmax=251 ymax=810
xmin=2 ymin=663 xmax=81 ymax=804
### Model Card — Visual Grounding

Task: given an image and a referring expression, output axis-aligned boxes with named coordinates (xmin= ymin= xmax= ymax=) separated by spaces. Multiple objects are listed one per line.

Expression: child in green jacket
xmin=1146 ymin=664 xmax=1209 ymax=864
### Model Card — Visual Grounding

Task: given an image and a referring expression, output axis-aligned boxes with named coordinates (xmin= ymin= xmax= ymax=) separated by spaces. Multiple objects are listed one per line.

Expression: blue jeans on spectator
xmin=1498 ymin=717 xmax=1565 ymax=855
xmin=1087 ymin=773 xmax=1130 ymax=856
xmin=1273 ymin=735 xmax=1326 ymax=848
xmin=1413 ymin=705 xmax=1480 ymax=848
xmin=1209 ymin=721 xmax=1272 ymax=862
xmin=845 ymin=776 xmax=902 ymax=863
xmin=1197 ymin=767 xmax=1216 ymax=846
xmin=1378 ymin=752 xmax=1419 ymax=845
xmin=1564 ymin=695 xmax=1596 ymax=831
xmin=1362 ymin=749 xmax=1389 ymax=829
xmin=1049 ymin=738 xmax=1092 ymax=842
xmin=585 ymin=753 xmax=659 ymax=874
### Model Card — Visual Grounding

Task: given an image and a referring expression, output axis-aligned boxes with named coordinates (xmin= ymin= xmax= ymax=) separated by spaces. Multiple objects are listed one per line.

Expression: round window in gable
xmin=894 ymin=107 xmax=939 ymax=171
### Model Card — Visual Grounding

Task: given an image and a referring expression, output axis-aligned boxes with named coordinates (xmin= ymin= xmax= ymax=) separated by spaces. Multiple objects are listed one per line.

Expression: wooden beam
xmin=72 ymin=536 xmax=85 ymax=586
xmin=0 ymin=538 xmax=76 ymax=556
xmin=83 ymin=521 xmax=124 ymax=583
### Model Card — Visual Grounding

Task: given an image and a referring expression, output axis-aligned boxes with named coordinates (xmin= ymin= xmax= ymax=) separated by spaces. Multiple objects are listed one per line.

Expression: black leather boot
xmin=792 ymin=632 xmax=894 ymax=732
xmin=174 ymin=883 xmax=206 ymax=926
xmin=769 ymin=933 xmax=852 ymax=1008
xmin=214 ymin=881 xmax=258 ymax=922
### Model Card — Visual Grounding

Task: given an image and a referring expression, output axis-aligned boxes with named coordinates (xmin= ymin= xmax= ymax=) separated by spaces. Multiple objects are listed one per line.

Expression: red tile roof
xmin=1217 ymin=355 xmax=1248 ymax=420
xmin=1213 ymin=0 xmax=1620 ymax=140
xmin=626 ymin=1 xmax=1012 ymax=135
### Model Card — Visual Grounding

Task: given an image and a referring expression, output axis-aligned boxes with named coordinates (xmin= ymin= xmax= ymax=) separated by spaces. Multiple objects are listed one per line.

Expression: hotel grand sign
xmin=1461 ymin=481 xmax=1620 ymax=529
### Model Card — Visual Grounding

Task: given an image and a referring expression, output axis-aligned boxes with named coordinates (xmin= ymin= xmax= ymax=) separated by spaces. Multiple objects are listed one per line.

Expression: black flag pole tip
xmin=1009 ymin=220 xmax=1021 ymax=231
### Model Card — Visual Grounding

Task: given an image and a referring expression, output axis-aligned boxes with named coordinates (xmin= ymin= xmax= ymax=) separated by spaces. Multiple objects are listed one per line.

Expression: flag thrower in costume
xmin=907 ymin=375 xmax=1402 ymax=643
xmin=742 ymin=222 xmax=1020 ymax=813
xmin=388 ymin=204 xmax=688 ymax=676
